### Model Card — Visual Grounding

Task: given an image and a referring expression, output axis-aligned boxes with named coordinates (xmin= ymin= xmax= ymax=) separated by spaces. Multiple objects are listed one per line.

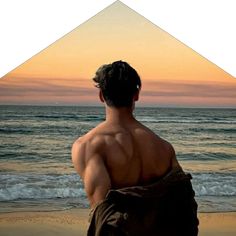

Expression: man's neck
xmin=105 ymin=105 xmax=135 ymax=124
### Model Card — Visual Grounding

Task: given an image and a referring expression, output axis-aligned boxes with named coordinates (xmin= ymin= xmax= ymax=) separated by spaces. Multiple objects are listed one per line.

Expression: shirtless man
xmin=71 ymin=61 xmax=198 ymax=235
xmin=71 ymin=60 xmax=180 ymax=208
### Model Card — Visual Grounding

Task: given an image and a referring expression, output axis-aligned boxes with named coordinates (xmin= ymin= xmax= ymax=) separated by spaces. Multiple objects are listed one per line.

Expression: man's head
xmin=93 ymin=61 xmax=141 ymax=108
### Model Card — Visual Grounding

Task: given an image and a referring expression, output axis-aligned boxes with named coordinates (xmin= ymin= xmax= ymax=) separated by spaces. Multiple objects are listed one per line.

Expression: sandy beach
xmin=0 ymin=209 xmax=235 ymax=236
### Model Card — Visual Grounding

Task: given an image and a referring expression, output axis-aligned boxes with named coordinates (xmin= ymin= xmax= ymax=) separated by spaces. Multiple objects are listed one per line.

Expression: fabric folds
xmin=87 ymin=167 xmax=199 ymax=236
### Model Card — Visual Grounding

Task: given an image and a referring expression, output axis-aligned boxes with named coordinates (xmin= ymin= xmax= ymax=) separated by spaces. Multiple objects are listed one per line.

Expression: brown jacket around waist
xmin=87 ymin=167 xmax=199 ymax=236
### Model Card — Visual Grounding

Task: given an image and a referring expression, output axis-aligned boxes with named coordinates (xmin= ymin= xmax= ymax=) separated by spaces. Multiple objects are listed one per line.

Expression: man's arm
xmin=71 ymin=139 xmax=111 ymax=208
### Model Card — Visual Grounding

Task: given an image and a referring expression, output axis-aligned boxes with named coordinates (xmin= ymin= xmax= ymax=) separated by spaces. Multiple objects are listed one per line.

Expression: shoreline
xmin=0 ymin=209 xmax=236 ymax=236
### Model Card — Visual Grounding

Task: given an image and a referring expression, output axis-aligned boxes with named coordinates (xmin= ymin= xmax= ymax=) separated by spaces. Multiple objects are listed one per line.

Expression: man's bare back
xmin=72 ymin=112 xmax=180 ymax=208
xmin=72 ymin=61 xmax=198 ymax=235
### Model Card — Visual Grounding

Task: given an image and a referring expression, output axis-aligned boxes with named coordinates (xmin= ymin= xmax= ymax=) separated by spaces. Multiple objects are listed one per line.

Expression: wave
xmin=1 ymin=112 xmax=235 ymax=124
xmin=0 ymin=113 xmax=105 ymax=122
xmin=192 ymin=173 xmax=236 ymax=197
xmin=178 ymin=152 xmax=236 ymax=161
xmin=0 ymin=127 xmax=33 ymax=134
xmin=0 ymin=185 xmax=85 ymax=201
xmin=0 ymin=172 xmax=235 ymax=213
xmin=188 ymin=127 xmax=236 ymax=133
xmin=35 ymin=115 xmax=75 ymax=119
xmin=137 ymin=117 xmax=236 ymax=124
xmin=0 ymin=172 xmax=235 ymax=202
xmin=0 ymin=173 xmax=86 ymax=201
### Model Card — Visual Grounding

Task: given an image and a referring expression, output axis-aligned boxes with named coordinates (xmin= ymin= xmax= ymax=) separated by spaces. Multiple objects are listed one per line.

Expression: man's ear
xmin=99 ymin=90 xmax=105 ymax=103
xmin=134 ymin=90 xmax=140 ymax=102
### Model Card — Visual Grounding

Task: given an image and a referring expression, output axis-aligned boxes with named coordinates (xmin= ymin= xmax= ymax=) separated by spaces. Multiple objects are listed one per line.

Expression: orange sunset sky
xmin=0 ymin=1 xmax=235 ymax=107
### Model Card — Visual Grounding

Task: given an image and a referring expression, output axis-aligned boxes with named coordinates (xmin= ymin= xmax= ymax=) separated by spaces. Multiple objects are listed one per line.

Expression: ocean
xmin=0 ymin=105 xmax=235 ymax=213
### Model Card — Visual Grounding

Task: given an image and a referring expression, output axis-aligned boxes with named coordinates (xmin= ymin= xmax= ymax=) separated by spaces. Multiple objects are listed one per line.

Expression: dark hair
xmin=93 ymin=61 xmax=141 ymax=107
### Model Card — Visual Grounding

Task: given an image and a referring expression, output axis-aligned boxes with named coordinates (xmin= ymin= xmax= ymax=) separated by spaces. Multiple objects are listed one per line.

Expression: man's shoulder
xmin=73 ymin=122 xmax=101 ymax=142
xmin=72 ymin=125 xmax=108 ymax=156
xmin=158 ymin=136 xmax=176 ymax=155
xmin=71 ymin=136 xmax=86 ymax=164
xmin=135 ymin=123 xmax=171 ymax=145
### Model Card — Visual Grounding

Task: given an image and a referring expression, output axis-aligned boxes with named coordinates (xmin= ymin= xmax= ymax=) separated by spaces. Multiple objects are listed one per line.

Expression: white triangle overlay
xmin=0 ymin=0 xmax=235 ymax=78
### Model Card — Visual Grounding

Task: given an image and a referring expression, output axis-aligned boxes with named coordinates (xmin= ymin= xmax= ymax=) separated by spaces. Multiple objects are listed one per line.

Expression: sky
xmin=0 ymin=1 xmax=235 ymax=107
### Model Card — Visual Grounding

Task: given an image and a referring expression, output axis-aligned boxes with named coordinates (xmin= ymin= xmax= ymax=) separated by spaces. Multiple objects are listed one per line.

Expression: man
xmin=72 ymin=61 xmax=198 ymax=236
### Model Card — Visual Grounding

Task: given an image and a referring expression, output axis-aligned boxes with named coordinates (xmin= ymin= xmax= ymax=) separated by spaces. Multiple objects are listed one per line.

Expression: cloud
xmin=142 ymin=80 xmax=236 ymax=98
xmin=0 ymin=76 xmax=235 ymax=106
xmin=0 ymin=84 xmax=95 ymax=97
xmin=0 ymin=76 xmax=96 ymax=97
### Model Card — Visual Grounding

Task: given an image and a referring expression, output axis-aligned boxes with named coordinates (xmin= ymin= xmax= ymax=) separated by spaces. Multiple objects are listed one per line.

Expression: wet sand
xmin=0 ymin=209 xmax=235 ymax=236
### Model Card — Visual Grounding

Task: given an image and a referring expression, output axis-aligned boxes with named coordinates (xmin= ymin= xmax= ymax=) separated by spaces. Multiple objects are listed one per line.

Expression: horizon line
xmin=0 ymin=103 xmax=235 ymax=109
